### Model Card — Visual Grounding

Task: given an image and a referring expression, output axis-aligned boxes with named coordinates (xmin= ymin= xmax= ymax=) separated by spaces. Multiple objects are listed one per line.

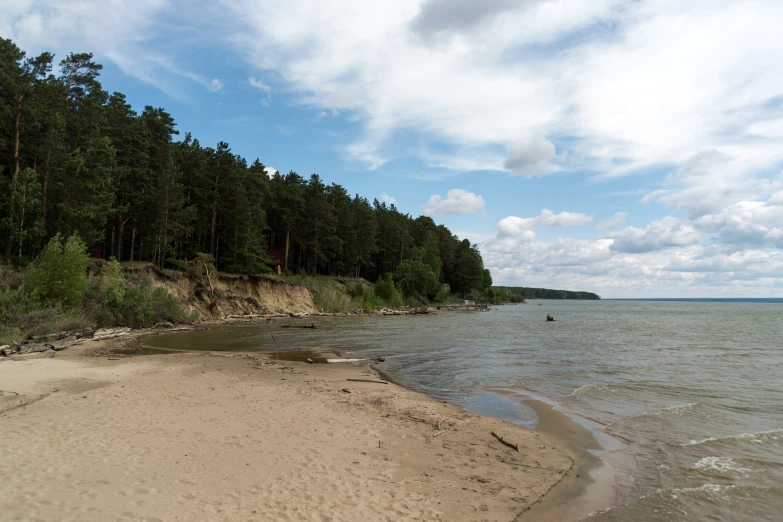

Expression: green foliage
xmin=26 ymin=233 xmax=88 ymax=307
xmin=374 ymin=274 xmax=404 ymax=308
xmin=83 ymin=259 xmax=128 ymax=325
xmin=348 ymin=281 xmax=365 ymax=298
xmin=115 ymin=285 xmax=195 ymax=328
xmin=433 ymin=286 xmax=451 ymax=304
xmin=1 ymin=168 xmax=45 ymax=262
xmin=393 ymin=260 xmax=440 ymax=300
xmin=2 ymin=38 xmax=493 ymax=303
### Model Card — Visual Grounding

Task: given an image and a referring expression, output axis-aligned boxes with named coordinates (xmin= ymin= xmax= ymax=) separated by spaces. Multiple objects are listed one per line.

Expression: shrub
xmin=84 ymin=259 xmax=130 ymax=326
xmin=392 ymin=260 xmax=439 ymax=300
xmin=116 ymin=285 xmax=195 ymax=327
xmin=374 ymin=274 xmax=403 ymax=307
xmin=348 ymin=281 xmax=365 ymax=298
xmin=26 ymin=233 xmax=88 ymax=307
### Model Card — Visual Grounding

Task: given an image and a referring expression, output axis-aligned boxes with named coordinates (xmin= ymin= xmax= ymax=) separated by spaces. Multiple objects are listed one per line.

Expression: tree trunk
xmin=210 ymin=169 xmax=220 ymax=257
xmin=284 ymin=227 xmax=290 ymax=267
xmin=116 ymin=214 xmax=126 ymax=262
xmin=5 ymin=112 xmax=24 ymax=258
xmin=161 ymin=185 xmax=170 ymax=267
xmin=42 ymin=145 xmax=51 ymax=224
xmin=130 ymin=228 xmax=136 ymax=261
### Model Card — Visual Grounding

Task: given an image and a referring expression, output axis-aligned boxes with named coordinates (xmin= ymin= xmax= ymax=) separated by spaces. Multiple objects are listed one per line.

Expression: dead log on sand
xmin=491 ymin=431 xmax=520 ymax=452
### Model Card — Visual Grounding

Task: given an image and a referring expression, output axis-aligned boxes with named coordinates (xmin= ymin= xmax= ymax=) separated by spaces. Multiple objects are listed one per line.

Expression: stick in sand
xmin=347 ymin=378 xmax=388 ymax=385
xmin=491 ymin=431 xmax=520 ymax=452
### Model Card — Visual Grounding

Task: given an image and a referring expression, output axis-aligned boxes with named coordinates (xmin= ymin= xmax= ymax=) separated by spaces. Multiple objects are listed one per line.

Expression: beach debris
xmin=341 ymin=388 xmax=352 ymax=393
xmin=72 ymin=327 xmax=131 ymax=345
xmin=280 ymin=323 xmax=316 ymax=329
xmin=347 ymin=378 xmax=388 ymax=384
xmin=491 ymin=431 xmax=520 ymax=452
xmin=326 ymin=358 xmax=366 ymax=364
xmin=546 ymin=314 xmax=555 ymax=321
xmin=0 ymin=345 xmax=17 ymax=356
xmin=154 ymin=321 xmax=175 ymax=329
xmin=306 ymin=358 xmax=314 ymax=364
xmin=0 ymin=349 xmax=56 ymax=362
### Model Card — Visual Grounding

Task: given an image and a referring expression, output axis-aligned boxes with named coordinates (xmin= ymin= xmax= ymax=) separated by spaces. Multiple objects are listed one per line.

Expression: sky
xmin=3 ymin=0 xmax=783 ymax=297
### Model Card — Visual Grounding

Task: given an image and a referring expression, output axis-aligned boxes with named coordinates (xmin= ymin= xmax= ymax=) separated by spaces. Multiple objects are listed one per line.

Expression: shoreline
xmin=2 ymin=333 xmax=583 ymax=521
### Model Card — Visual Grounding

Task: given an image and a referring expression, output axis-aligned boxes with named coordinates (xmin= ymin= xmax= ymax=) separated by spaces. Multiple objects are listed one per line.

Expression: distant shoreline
xmin=602 ymin=298 xmax=783 ymax=302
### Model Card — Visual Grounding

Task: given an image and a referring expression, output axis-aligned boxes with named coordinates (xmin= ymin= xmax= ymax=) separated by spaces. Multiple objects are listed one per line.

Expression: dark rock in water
xmin=377 ymin=356 xmax=386 ymax=362
xmin=546 ymin=314 xmax=555 ymax=321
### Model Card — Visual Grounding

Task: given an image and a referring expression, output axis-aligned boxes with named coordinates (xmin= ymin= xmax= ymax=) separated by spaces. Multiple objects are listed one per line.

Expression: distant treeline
xmin=495 ymin=287 xmax=600 ymax=300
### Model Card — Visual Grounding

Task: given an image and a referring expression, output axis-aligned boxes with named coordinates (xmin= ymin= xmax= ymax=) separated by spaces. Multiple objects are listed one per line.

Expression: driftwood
xmin=0 ymin=345 xmax=18 ymax=357
xmin=347 ymin=378 xmax=388 ymax=385
xmin=326 ymin=358 xmax=366 ymax=364
xmin=0 ymin=350 xmax=56 ymax=363
xmin=491 ymin=431 xmax=519 ymax=452
xmin=73 ymin=328 xmax=131 ymax=345
xmin=280 ymin=323 xmax=316 ymax=329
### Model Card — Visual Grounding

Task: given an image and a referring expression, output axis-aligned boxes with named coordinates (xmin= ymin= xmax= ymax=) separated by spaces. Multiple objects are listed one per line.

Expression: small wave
xmin=568 ymin=383 xmax=615 ymax=396
xmin=605 ymin=402 xmax=700 ymax=427
xmin=694 ymin=456 xmax=749 ymax=476
xmin=668 ymin=483 xmax=737 ymax=500
xmin=681 ymin=428 xmax=783 ymax=447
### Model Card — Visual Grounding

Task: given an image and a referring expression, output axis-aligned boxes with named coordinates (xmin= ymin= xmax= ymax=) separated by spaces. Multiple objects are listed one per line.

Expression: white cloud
xmin=497 ymin=209 xmax=592 ymax=235
xmin=606 ymin=217 xmax=702 ymax=253
xmin=380 ymin=192 xmax=397 ymax=205
xmin=263 ymin=167 xmax=277 ymax=179
xmin=249 ymin=76 xmax=271 ymax=93
xmin=503 ymin=135 xmax=557 ymax=177
xmin=218 ymin=0 xmax=783 ymax=179
xmin=596 ymin=212 xmax=627 ymax=231
xmin=484 ymin=209 xmax=592 ymax=253
xmin=2 ymin=0 xmax=227 ymax=98
xmin=421 ymin=189 xmax=485 ymax=215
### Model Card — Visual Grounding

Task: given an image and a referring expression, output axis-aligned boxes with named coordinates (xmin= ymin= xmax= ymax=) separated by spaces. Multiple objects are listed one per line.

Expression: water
xmin=143 ymin=301 xmax=783 ymax=521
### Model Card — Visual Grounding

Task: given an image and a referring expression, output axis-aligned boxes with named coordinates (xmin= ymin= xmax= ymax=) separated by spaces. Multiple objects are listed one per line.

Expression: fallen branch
xmin=491 ymin=431 xmax=519 ymax=452
xmin=327 ymin=358 xmax=366 ymax=363
xmin=347 ymin=378 xmax=388 ymax=384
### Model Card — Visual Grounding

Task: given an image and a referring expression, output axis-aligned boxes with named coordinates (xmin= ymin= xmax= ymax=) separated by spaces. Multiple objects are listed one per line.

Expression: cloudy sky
xmin=3 ymin=0 xmax=783 ymax=297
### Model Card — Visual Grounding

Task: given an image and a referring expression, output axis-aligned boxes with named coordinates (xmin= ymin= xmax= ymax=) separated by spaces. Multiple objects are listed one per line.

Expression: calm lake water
xmin=144 ymin=300 xmax=783 ymax=521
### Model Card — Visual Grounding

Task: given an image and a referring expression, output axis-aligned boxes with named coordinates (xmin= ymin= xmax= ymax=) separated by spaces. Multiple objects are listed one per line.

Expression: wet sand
xmin=1 ymin=339 xmax=580 ymax=522
xmin=519 ymin=400 xmax=618 ymax=521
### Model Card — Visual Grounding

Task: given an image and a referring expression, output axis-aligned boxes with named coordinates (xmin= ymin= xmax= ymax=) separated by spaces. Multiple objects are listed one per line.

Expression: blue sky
xmin=3 ymin=0 xmax=783 ymax=297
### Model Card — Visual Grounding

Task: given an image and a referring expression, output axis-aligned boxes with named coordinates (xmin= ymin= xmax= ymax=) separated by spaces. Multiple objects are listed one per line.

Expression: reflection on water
xmin=146 ymin=301 xmax=783 ymax=521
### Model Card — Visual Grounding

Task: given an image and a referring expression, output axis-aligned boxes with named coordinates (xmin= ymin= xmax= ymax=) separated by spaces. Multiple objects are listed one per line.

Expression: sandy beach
xmin=1 ymin=337 xmax=583 ymax=522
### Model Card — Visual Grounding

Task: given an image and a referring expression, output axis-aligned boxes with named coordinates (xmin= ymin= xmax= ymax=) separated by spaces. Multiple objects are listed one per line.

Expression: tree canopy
xmin=0 ymin=38 xmax=490 ymax=299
